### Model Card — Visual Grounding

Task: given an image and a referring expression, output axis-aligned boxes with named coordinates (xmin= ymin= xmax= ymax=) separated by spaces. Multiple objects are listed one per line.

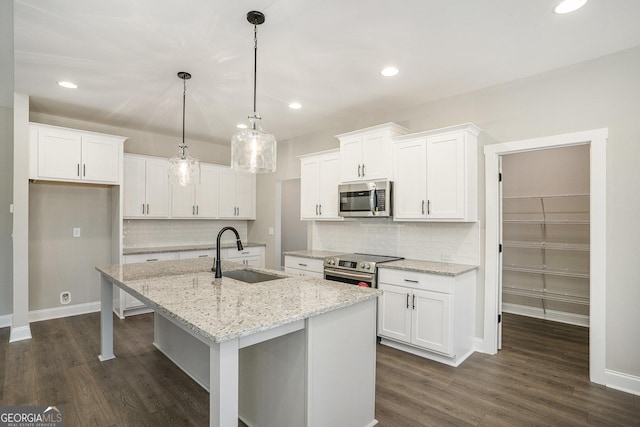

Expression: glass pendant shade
xmin=169 ymin=145 xmax=200 ymax=186
xmin=231 ymin=114 xmax=276 ymax=173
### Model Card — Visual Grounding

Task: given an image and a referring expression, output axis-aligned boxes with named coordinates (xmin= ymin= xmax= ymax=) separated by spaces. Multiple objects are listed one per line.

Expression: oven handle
xmin=369 ymin=186 xmax=377 ymax=216
xmin=324 ymin=268 xmax=374 ymax=282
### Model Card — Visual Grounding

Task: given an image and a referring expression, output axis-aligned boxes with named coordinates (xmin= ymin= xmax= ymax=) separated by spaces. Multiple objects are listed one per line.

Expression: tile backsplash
xmin=310 ymin=219 xmax=479 ymax=265
xmin=123 ymin=220 xmax=248 ymax=248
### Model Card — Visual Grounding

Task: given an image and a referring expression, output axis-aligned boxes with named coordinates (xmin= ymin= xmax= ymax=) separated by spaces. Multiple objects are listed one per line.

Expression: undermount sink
xmin=223 ymin=269 xmax=284 ymax=284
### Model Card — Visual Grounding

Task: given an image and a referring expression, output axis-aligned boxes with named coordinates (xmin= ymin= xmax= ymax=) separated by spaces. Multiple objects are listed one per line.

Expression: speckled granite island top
xmin=282 ymin=249 xmax=347 ymax=260
xmin=123 ymin=242 xmax=265 ymax=255
xmin=96 ymin=258 xmax=381 ymax=344
xmin=379 ymin=259 xmax=479 ymax=276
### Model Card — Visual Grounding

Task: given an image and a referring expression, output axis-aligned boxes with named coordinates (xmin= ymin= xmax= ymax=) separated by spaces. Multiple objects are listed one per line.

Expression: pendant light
xmin=169 ymin=71 xmax=201 ymax=186
xmin=231 ymin=11 xmax=277 ymax=174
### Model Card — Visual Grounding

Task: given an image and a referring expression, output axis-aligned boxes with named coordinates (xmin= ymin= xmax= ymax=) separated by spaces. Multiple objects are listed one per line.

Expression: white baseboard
xmin=10 ymin=325 xmax=32 ymax=342
xmin=474 ymin=337 xmax=484 ymax=352
xmin=605 ymin=369 xmax=640 ymax=396
xmin=0 ymin=314 xmax=11 ymax=328
xmin=502 ymin=303 xmax=589 ymax=327
xmin=29 ymin=301 xmax=101 ymax=323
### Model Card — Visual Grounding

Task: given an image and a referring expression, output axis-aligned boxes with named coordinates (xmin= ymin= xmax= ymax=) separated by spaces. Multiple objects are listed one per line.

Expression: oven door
xmin=324 ymin=267 xmax=375 ymax=288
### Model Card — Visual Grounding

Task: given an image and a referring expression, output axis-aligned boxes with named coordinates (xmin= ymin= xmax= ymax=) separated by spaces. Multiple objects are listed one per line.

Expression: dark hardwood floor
xmin=1 ymin=312 xmax=638 ymax=426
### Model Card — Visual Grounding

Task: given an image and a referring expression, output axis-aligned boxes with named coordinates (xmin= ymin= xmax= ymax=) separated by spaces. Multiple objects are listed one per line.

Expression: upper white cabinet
xmin=218 ymin=167 xmax=256 ymax=219
xmin=336 ymin=123 xmax=409 ymax=183
xmin=393 ymin=123 xmax=479 ymax=222
xmin=171 ymin=164 xmax=219 ymax=218
xmin=29 ymin=123 xmax=125 ymax=184
xmin=123 ymin=154 xmax=170 ymax=218
xmin=300 ymin=149 xmax=341 ymax=220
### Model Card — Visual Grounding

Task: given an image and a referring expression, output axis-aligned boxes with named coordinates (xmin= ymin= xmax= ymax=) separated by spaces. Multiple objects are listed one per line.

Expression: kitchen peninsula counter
xmin=96 ymin=258 xmax=380 ymax=427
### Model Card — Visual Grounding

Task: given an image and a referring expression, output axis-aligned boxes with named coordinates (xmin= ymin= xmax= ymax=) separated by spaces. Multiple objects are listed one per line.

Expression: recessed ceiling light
xmin=553 ymin=0 xmax=588 ymax=14
xmin=57 ymin=81 xmax=78 ymax=89
xmin=380 ymin=66 xmax=399 ymax=77
xmin=236 ymin=123 xmax=248 ymax=129
xmin=289 ymin=102 xmax=302 ymax=110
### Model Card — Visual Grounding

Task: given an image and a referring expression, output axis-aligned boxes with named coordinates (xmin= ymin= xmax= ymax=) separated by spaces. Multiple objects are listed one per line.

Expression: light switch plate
xmin=73 ymin=227 xmax=81 ymax=237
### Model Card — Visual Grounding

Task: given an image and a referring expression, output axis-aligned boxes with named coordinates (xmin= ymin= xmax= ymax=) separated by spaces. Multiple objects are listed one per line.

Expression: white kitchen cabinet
xmin=170 ymin=164 xmax=219 ymax=218
xmin=123 ymin=154 xmax=170 ymax=218
xmin=222 ymin=245 xmax=264 ymax=268
xmin=218 ymin=167 xmax=256 ymax=219
xmin=29 ymin=123 xmax=124 ymax=184
xmin=114 ymin=251 xmax=178 ymax=317
xmin=336 ymin=123 xmax=409 ymax=183
xmin=299 ymin=149 xmax=342 ymax=220
xmin=393 ymin=123 xmax=479 ymax=221
xmin=178 ymin=249 xmax=216 ymax=260
xmin=377 ymin=267 xmax=475 ymax=367
xmin=284 ymin=255 xmax=325 ymax=279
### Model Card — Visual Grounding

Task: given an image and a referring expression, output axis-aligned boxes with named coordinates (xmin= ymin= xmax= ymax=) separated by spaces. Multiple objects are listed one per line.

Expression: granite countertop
xmin=379 ymin=259 xmax=479 ymax=276
xmin=96 ymin=258 xmax=381 ymax=344
xmin=282 ymin=250 xmax=347 ymax=260
xmin=123 ymin=242 xmax=266 ymax=255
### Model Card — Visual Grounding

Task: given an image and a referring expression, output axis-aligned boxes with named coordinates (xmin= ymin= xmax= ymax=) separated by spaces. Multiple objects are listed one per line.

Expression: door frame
xmin=483 ymin=128 xmax=607 ymax=385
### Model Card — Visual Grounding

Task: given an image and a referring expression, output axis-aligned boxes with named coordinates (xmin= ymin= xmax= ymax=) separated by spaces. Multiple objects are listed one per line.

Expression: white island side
xmin=96 ymin=258 xmax=381 ymax=427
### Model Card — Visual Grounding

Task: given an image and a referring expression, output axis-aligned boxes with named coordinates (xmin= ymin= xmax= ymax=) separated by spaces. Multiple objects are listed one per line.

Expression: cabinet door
xmin=394 ymin=139 xmax=427 ymax=219
xmin=339 ymin=136 xmax=363 ymax=182
xmin=170 ymin=184 xmax=195 ymax=218
xmin=377 ymin=283 xmax=412 ymax=343
xmin=123 ymin=156 xmax=147 ymax=218
xmin=235 ymin=172 xmax=256 ymax=219
xmin=217 ymin=168 xmax=237 ymax=218
xmin=318 ymin=154 xmax=341 ymax=218
xmin=300 ymin=157 xmax=320 ymax=219
xmin=81 ymin=136 xmax=119 ymax=183
xmin=411 ymin=289 xmax=452 ymax=355
xmin=144 ymin=159 xmax=170 ymax=218
xmin=361 ymin=131 xmax=387 ymax=180
xmin=426 ymin=132 xmax=465 ymax=219
xmin=195 ymin=164 xmax=219 ymax=218
xmin=37 ymin=130 xmax=82 ymax=180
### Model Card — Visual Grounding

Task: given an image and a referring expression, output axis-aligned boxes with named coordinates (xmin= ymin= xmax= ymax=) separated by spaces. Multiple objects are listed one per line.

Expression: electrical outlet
xmin=73 ymin=227 xmax=81 ymax=237
xmin=268 ymin=227 xmax=274 ymax=235
xmin=60 ymin=291 xmax=71 ymax=305
xmin=441 ymin=252 xmax=453 ymax=262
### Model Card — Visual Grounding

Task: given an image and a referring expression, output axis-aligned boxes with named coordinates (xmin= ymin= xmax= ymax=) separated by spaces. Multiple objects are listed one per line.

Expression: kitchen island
xmin=96 ymin=258 xmax=381 ymax=427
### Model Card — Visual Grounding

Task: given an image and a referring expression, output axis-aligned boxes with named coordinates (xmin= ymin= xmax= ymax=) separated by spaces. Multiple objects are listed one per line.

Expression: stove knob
xmin=359 ymin=263 xmax=365 ymax=269
xmin=364 ymin=264 xmax=371 ymax=270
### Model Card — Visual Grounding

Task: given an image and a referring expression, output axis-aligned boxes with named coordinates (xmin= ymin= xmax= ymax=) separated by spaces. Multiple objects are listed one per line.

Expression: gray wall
xmin=249 ymin=45 xmax=640 ymax=377
xmin=0 ymin=1 xmax=14 ymax=317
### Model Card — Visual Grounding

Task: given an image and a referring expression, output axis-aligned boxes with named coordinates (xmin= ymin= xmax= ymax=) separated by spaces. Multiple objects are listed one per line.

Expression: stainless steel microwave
xmin=338 ymin=181 xmax=392 ymax=217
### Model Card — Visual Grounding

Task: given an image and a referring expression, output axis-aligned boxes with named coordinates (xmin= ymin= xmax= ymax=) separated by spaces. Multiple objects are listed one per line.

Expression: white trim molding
xmin=605 ymin=369 xmax=640 ymax=397
xmin=483 ymin=128 xmax=608 ymax=386
xmin=502 ymin=303 xmax=589 ymax=328
xmin=10 ymin=325 xmax=32 ymax=342
xmin=0 ymin=314 xmax=11 ymax=328
xmin=28 ymin=301 xmax=101 ymax=323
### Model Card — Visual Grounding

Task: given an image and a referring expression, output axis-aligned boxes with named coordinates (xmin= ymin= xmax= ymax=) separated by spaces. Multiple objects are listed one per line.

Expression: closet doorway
xmin=484 ymin=128 xmax=607 ymax=385
xmin=500 ymin=146 xmax=590 ymax=340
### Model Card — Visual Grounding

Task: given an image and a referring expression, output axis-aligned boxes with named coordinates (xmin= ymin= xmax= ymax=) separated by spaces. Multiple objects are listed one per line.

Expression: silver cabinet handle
xmin=406 ymin=293 xmax=410 ymax=309
xmin=198 ymin=254 xmax=209 ymax=258
xmin=146 ymin=258 xmax=158 ymax=262
xmin=196 ymin=205 xmax=199 ymax=215
xmin=142 ymin=204 xmax=145 ymax=215
xmin=77 ymin=164 xmax=80 ymax=177
xmin=427 ymin=200 xmax=431 ymax=215
xmin=298 ymin=263 xmax=307 ymax=267
xmin=146 ymin=204 xmax=150 ymax=215
xmin=404 ymin=279 xmax=419 ymax=283
xmin=83 ymin=164 xmax=86 ymax=177
xmin=358 ymin=164 xmax=361 ymax=177
xmin=319 ymin=204 xmax=322 ymax=215
xmin=192 ymin=206 xmax=195 ymax=215
xmin=315 ymin=204 xmax=319 ymax=215
xmin=421 ymin=200 xmax=425 ymax=215
xmin=237 ymin=207 xmax=239 ymax=216
xmin=362 ymin=164 xmax=365 ymax=177
xmin=412 ymin=294 xmax=416 ymax=310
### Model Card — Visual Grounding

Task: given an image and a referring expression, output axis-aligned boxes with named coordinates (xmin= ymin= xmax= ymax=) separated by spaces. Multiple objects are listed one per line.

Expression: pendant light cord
xmin=181 ymin=75 xmax=187 ymax=152
xmin=252 ymin=23 xmax=258 ymax=127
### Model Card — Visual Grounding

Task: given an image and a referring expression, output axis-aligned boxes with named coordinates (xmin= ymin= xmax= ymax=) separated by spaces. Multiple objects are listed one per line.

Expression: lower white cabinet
xmin=114 ymin=251 xmax=178 ymax=318
xmin=377 ymin=268 xmax=476 ymax=367
xmin=284 ymin=255 xmax=325 ymax=279
xmin=178 ymin=249 xmax=215 ymax=260
xmin=222 ymin=246 xmax=264 ymax=268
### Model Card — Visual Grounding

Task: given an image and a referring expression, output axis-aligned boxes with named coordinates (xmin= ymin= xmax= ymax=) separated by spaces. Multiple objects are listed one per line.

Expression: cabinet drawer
xmin=284 ymin=256 xmax=324 ymax=274
xmin=225 ymin=246 xmax=263 ymax=259
xmin=178 ymin=250 xmax=215 ymax=260
xmin=124 ymin=252 xmax=178 ymax=263
xmin=378 ymin=268 xmax=454 ymax=294
xmin=285 ymin=266 xmax=324 ymax=279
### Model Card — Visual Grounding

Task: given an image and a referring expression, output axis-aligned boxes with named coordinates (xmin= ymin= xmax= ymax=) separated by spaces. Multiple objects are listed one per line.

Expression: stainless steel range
xmin=323 ymin=253 xmax=403 ymax=288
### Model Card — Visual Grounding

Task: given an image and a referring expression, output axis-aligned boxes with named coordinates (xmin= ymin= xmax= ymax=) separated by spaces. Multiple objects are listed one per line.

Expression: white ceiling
xmin=14 ymin=0 xmax=640 ymax=144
